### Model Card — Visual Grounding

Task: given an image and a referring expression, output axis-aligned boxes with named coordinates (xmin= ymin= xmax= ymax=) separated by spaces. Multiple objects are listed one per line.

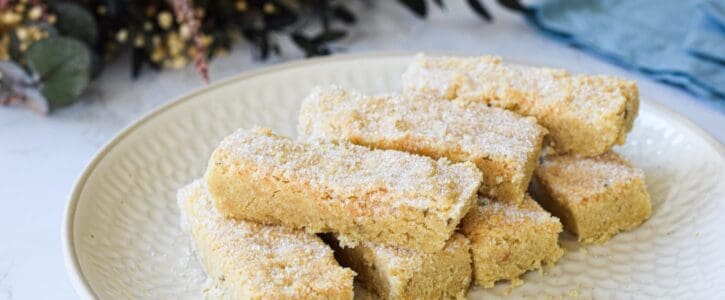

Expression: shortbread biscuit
xmin=461 ymin=195 xmax=563 ymax=288
xmin=205 ymin=127 xmax=481 ymax=252
xmin=298 ymin=86 xmax=545 ymax=203
xmin=177 ymin=180 xmax=355 ymax=299
xmin=532 ymin=152 xmax=652 ymax=244
xmin=402 ymin=54 xmax=638 ymax=156
xmin=329 ymin=234 xmax=471 ymax=299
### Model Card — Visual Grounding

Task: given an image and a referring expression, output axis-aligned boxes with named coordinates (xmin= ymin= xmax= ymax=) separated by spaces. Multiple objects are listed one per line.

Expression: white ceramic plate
xmin=63 ymin=53 xmax=725 ymax=299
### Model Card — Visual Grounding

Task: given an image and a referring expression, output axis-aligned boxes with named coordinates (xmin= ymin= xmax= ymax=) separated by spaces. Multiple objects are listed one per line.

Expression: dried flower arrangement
xmin=0 ymin=0 xmax=525 ymax=114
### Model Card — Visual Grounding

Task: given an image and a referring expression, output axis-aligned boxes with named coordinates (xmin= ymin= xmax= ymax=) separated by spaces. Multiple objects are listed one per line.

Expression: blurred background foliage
xmin=0 ymin=0 xmax=523 ymax=113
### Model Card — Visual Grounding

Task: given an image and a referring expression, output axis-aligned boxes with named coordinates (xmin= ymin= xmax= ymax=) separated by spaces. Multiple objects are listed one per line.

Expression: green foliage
xmin=24 ymin=37 xmax=91 ymax=108
xmin=1 ymin=0 xmax=526 ymax=113
xmin=52 ymin=2 xmax=100 ymax=47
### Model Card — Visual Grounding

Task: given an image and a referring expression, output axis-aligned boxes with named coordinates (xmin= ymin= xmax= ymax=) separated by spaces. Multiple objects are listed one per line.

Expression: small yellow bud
xmin=263 ymin=3 xmax=277 ymax=14
xmin=1 ymin=12 xmax=22 ymax=25
xmin=166 ymin=33 xmax=184 ymax=55
xmin=144 ymin=21 xmax=153 ymax=31
xmin=179 ymin=25 xmax=191 ymax=39
xmin=29 ymin=26 xmax=45 ymax=40
xmin=171 ymin=56 xmax=187 ymax=69
xmin=158 ymin=11 xmax=173 ymax=30
xmin=97 ymin=5 xmax=107 ymax=15
xmin=150 ymin=48 xmax=165 ymax=62
xmin=47 ymin=14 xmax=56 ymax=24
xmin=200 ymin=34 xmax=213 ymax=47
xmin=28 ymin=6 xmax=42 ymax=20
xmin=116 ymin=29 xmax=128 ymax=42
xmin=15 ymin=27 xmax=28 ymax=41
xmin=133 ymin=35 xmax=145 ymax=47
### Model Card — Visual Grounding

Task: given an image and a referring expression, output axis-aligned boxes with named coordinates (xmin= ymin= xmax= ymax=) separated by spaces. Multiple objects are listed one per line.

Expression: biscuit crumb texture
xmin=333 ymin=233 xmax=472 ymax=300
xmin=177 ymin=180 xmax=355 ymax=299
xmin=402 ymin=54 xmax=639 ymax=156
xmin=461 ymin=195 xmax=564 ymax=288
xmin=298 ymin=86 xmax=546 ymax=204
xmin=205 ymin=127 xmax=481 ymax=253
xmin=533 ymin=152 xmax=652 ymax=244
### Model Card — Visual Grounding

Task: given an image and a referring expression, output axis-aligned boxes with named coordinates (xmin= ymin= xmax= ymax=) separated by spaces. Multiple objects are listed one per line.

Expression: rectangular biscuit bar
xmin=532 ymin=152 xmax=652 ymax=244
xmin=461 ymin=195 xmax=564 ymax=288
xmin=205 ymin=127 xmax=482 ymax=253
xmin=298 ymin=86 xmax=546 ymax=204
xmin=402 ymin=54 xmax=639 ymax=156
xmin=177 ymin=180 xmax=355 ymax=299
xmin=328 ymin=233 xmax=472 ymax=299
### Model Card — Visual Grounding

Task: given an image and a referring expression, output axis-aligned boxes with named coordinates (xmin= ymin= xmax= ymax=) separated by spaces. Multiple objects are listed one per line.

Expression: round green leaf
xmin=52 ymin=2 xmax=99 ymax=47
xmin=24 ymin=37 xmax=91 ymax=108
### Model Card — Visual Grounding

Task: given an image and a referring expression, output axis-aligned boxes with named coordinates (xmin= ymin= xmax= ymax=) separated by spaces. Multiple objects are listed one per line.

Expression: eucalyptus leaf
xmin=0 ymin=61 xmax=33 ymax=85
xmin=497 ymin=0 xmax=530 ymax=13
xmin=0 ymin=61 xmax=29 ymax=103
xmin=131 ymin=47 xmax=145 ymax=78
xmin=0 ymin=61 xmax=49 ymax=113
xmin=24 ymin=37 xmax=91 ymax=108
xmin=264 ymin=2 xmax=298 ymax=31
xmin=313 ymin=30 xmax=346 ymax=43
xmin=52 ymin=2 xmax=99 ymax=47
xmin=291 ymin=32 xmax=315 ymax=52
xmin=8 ymin=29 xmax=22 ymax=61
xmin=291 ymin=32 xmax=330 ymax=57
xmin=398 ymin=0 xmax=427 ymax=18
xmin=466 ymin=0 xmax=492 ymax=21
xmin=16 ymin=84 xmax=49 ymax=114
xmin=332 ymin=5 xmax=356 ymax=24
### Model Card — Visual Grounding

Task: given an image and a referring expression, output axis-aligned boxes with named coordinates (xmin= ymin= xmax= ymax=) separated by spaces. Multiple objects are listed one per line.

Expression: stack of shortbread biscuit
xmin=178 ymin=54 xmax=652 ymax=299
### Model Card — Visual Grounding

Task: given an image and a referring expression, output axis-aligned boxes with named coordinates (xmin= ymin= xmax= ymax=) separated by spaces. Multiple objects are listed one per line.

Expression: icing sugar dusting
xmin=217 ymin=127 xmax=482 ymax=210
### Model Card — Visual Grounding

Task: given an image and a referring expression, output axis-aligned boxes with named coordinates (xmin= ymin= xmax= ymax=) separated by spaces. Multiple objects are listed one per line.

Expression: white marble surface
xmin=0 ymin=2 xmax=722 ymax=299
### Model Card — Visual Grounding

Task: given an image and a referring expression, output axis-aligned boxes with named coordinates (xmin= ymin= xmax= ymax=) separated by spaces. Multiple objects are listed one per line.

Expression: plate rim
xmin=61 ymin=51 xmax=725 ymax=299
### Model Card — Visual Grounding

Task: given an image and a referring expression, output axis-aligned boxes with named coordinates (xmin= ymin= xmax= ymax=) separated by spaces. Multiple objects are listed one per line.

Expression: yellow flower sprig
xmin=0 ymin=0 xmax=55 ymax=60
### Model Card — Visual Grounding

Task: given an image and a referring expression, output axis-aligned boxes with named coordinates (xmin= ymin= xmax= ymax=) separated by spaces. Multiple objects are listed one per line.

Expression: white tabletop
xmin=1 ymin=2 xmax=722 ymax=299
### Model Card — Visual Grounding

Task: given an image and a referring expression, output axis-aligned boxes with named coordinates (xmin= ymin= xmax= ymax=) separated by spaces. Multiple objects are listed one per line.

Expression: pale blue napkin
xmin=527 ymin=0 xmax=725 ymax=110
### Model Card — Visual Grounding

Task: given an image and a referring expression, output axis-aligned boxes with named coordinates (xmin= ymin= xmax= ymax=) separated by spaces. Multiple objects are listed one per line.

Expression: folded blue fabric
xmin=685 ymin=1 xmax=725 ymax=63
xmin=527 ymin=0 xmax=725 ymax=110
